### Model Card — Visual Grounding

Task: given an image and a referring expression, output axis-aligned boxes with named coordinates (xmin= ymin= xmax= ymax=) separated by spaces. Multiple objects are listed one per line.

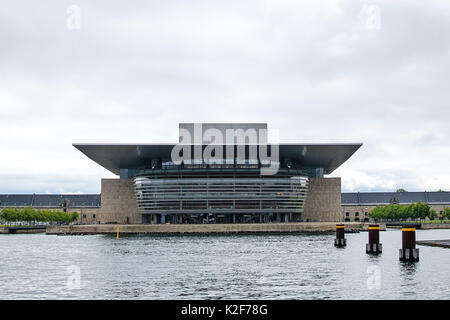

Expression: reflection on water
xmin=398 ymin=261 xmax=419 ymax=297
xmin=400 ymin=261 xmax=418 ymax=277
xmin=0 ymin=229 xmax=449 ymax=299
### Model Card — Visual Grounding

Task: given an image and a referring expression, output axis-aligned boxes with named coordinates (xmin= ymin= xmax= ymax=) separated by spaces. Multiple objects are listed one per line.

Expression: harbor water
xmin=0 ymin=229 xmax=449 ymax=299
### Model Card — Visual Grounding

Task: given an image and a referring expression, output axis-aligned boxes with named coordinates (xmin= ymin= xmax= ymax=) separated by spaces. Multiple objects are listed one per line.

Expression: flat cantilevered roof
xmin=73 ymin=143 xmax=362 ymax=176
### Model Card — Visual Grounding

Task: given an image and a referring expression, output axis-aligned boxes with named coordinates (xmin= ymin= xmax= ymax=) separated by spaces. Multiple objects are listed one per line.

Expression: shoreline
xmin=46 ymin=222 xmax=384 ymax=236
xmin=3 ymin=222 xmax=449 ymax=235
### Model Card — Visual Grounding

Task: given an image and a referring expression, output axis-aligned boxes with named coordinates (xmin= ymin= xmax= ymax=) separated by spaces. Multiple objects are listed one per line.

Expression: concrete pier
xmin=0 ymin=226 xmax=46 ymax=234
xmin=385 ymin=222 xmax=450 ymax=230
xmin=46 ymin=222 xmax=383 ymax=236
xmin=416 ymin=240 xmax=450 ymax=248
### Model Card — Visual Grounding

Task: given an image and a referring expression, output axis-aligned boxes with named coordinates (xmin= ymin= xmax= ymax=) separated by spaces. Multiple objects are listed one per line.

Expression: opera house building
xmin=73 ymin=123 xmax=361 ymax=224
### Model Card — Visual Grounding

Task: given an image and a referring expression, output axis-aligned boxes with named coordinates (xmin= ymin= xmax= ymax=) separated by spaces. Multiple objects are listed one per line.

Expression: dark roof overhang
xmin=73 ymin=143 xmax=362 ymax=176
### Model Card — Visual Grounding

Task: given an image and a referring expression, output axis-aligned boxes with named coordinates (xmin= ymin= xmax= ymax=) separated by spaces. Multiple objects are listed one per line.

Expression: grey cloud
xmin=0 ymin=0 xmax=449 ymax=193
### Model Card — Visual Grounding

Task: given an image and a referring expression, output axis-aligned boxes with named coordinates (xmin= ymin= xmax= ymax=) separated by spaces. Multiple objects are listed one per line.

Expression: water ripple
xmin=0 ymin=230 xmax=449 ymax=299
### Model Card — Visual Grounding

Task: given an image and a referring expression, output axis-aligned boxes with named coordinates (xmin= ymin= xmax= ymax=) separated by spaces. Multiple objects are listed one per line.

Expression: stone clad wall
xmin=46 ymin=222 xmax=373 ymax=235
xmin=303 ymin=177 xmax=341 ymax=222
xmin=100 ymin=179 xmax=141 ymax=224
xmin=99 ymin=177 xmax=342 ymax=224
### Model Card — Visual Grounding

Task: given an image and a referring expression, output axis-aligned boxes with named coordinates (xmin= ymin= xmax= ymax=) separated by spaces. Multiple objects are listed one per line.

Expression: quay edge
xmin=46 ymin=222 xmax=386 ymax=235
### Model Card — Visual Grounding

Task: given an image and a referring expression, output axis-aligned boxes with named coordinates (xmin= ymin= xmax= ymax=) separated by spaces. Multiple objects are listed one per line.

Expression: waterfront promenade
xmin=0 ymin=226 xmax=47 ymax=234
xmin=46 ymin=222 xmax=385 ymax=235
xmin=4 ymin=222 xmax=450 ymax=236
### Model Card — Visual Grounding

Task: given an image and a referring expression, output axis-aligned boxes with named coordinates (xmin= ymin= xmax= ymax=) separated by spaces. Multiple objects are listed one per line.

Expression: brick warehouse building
xmin=0 ymin=194 xmax=100 ymax=224
xmin=2 ymin=191 xmax=449 ymax=224
xmin=341 ymin=191 xmax=450 ymax=222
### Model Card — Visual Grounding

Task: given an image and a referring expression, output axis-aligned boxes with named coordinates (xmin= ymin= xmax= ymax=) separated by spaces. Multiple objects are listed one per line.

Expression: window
xmin=355 ymin=212 xmax=359 ymax=217
xmin=345 ymin=212 xmax=349 ymax=217
xmin=365 ymin=212 xmax=368 ymax=216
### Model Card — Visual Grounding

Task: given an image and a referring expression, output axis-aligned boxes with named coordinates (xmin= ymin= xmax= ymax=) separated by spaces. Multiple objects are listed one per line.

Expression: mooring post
xmin=334 ymin=224 xmax=346 ymax=247
xmin=366 ymin=224 xmax=382 ymax=254
xmin=399 ymin=226 xmax=419 ymax=262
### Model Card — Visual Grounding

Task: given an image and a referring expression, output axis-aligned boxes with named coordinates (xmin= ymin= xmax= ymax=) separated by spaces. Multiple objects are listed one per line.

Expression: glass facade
xmin=133 ymin=167 xmax=309 ymax=223
xmin=135 ymin=175 xmax=308 ymax=212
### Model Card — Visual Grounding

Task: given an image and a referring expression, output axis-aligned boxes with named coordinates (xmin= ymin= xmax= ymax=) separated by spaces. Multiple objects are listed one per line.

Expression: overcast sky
xmin=1 ymin=0 xmax=449 ymax=194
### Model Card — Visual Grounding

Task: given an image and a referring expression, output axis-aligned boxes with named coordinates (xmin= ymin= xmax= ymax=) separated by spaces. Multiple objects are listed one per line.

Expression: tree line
xmin=0 ymin=207 xmax=78 ymax=224
xmin=368 ymin=202 xmax=446 ymax=221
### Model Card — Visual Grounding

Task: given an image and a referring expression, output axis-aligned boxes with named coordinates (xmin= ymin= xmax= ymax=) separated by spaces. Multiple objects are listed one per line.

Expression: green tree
xmin=442 ymin=207 xmax=450 ymax=219
xmin=368 ymin=202 xmax=438 ymax=221
xmin=428 ymin=208 xmax=437 ymax=220
xmin=0 ymin=207 xmax=75 ymax=224
xmin=71 ymin=212 xmax=79 ymax=222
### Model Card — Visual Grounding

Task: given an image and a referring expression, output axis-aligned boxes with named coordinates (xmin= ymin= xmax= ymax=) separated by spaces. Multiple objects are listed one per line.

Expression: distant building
xmin=2 ymin=191 xmax=449 ymax=224
xmin=341 ymin=191 xmax=450 ymax=221
xmin=0 ymin=194 xmax=100 ymax=224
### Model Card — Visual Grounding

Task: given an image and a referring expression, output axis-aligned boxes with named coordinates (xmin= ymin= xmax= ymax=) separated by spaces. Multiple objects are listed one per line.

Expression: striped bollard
xmin=334 ymin=224 xmax=346 ymax=247
xmin=366 ymin=224 xmax=382 ymax=254
xmin=399 ymin=226 xmax=419 ymax=262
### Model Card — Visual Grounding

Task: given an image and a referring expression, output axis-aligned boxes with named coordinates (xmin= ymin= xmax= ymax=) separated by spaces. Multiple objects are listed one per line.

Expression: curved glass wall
xmin=134 ymin=175 xmax=308 ymax=214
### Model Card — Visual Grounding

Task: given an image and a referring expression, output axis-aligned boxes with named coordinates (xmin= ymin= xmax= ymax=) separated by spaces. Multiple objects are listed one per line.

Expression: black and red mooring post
xmin=366 ymin=224 xmax=382 ymax=254
xmin=399 ymin=226 xmax=419 ymax=261
xmin=334 ymin=224 xmax=346 ymax=247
